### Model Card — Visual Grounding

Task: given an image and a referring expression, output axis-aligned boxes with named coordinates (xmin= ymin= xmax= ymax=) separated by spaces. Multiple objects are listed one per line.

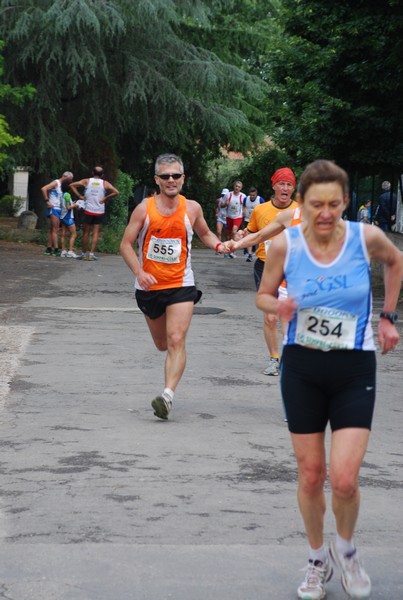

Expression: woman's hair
xmin=298 ymin=159 xmax=349 ymax=200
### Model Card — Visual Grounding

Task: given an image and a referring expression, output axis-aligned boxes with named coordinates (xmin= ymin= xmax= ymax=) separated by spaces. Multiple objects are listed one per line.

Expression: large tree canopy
xmin=267 ymin=0 xmax=403 ymax=175
xmin=0 ymin=0 xmax=265 ymax=179
xmin=2 ymin=0 xmax=402 ymax=208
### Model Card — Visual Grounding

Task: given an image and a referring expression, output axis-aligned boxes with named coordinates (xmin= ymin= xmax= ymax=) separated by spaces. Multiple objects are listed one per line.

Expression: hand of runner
xmin=136 ymin=270 xmax=158 ymax=291
xmin=233 ymin=230 xmax=245 ymax=241
xmin=223 ymin=241 xmax=235 ymax=253
xmin=277 ymin=296 xmax=298 ymax=321
xmin=378 ymin=319 xmax=399 ymax=354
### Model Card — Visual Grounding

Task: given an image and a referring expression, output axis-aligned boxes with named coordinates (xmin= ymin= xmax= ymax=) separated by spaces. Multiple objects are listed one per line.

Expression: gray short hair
xmin=155 ymin=154 xmax=184 ymax=175
xmin=62 ymin=171 xmax=73 ymax=178
xmin=381 ymin=180 xmax=391 ymax=191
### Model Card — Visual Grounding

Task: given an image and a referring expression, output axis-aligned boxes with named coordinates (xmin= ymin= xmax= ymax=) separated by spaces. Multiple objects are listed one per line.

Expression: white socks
xmin=335 ymin=534 xmax=355 ymax=556
xmin=308 ymin=536 xmax=355 ymax=564
xmin=309 ymin=544 xmax=328 ymax=564
xmin=163 ymin=388 xmax=174 ymax=403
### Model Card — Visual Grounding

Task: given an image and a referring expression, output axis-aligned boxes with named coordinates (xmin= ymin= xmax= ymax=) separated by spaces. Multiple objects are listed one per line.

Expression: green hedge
xmin=0 ymin=195 xmax=25 ymax=217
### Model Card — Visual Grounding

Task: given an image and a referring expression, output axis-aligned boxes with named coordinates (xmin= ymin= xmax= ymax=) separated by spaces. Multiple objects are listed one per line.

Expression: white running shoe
xmin=298 ymin=559 xmax=333 ymax=600
xmin=67 ymin=250 xmax=77 ymax=258
xmin=151 ymin=394 xmax=172 ymax=420
xmin=329 ymin=542 xmax=371 ymax=599
xmin=60 ymin=250 xmax=67 ymax=258
xmin=263 ymin=358 xmax=280 ymax=376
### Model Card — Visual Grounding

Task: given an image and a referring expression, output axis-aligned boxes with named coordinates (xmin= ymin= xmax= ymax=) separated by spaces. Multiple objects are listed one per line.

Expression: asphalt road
xmin=0 ymin=241 xmax=402 ymax=599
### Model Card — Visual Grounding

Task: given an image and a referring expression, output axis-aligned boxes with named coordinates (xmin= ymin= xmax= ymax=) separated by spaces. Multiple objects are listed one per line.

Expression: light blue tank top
xmin=284 ymin=221 xmax=374 ymax=351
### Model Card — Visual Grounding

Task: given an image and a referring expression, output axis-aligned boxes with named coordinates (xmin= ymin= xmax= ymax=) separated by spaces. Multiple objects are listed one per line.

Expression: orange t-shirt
xmin=247 ymin=200 xmax=298 ymax=262
xmin=136 ymin=195 xmax=195 ymax=291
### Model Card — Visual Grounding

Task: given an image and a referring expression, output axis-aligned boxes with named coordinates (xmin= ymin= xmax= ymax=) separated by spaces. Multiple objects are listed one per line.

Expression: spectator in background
xmin=374 ymin=181 xmax=397 ymax=232
xmin=357 ymin=199 xmax=372 ymax=224
xmin=41 ymin=171 xmax=74 ymax=256
xmin=60 ymin=179 xmax=79 ymax=258
xmin=70 ymin=166 xmax=119 ymax=261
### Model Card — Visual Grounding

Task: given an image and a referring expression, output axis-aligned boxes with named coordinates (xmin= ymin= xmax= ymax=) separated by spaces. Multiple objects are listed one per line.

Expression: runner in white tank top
xmin=70 ymin=166 xmax=119 ymax=260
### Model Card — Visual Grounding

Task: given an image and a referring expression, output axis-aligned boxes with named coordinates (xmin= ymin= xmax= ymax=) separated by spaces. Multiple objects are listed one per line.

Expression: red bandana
xmin=271 ymin=167 xmax=296 ymax=187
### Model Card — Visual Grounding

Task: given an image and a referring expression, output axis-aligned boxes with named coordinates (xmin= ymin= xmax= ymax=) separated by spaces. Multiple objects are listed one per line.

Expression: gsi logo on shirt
xmin=302 ymin=275 xmax=353 ymax=299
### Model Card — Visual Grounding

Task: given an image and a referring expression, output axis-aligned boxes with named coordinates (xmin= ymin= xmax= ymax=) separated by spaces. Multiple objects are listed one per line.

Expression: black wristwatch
xmin=380 ymin=311 xmax=398 ymax=324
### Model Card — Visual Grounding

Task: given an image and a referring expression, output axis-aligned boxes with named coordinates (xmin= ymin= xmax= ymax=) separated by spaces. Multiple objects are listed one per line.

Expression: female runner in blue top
xmin=256 ymin=159 xmax=403 ymax=600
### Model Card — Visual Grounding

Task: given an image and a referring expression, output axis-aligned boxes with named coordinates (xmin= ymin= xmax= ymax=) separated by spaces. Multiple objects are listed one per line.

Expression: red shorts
xmin=226 ymin=217 xmax=243 ymax=234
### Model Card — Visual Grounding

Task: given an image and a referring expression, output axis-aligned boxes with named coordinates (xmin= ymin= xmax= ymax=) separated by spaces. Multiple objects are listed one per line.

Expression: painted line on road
xmin=0 ymin=326 xmax=34 ymax=403
xmin=32 ymin=306 xmax=142 ymax=313
xmin=23 ymin=306 xmax=225 ymax=315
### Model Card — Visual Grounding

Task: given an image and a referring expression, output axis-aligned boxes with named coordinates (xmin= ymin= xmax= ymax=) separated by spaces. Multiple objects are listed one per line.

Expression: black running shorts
xmin=280 ymin=345 xmax=376 ymax=434
xmin=253 ymin=258 xmax=265 ymax=291
xmin=135 ymin=286 xmax=202 ymax=320
xmin=83 ymin=213 xmax=104 ymax=225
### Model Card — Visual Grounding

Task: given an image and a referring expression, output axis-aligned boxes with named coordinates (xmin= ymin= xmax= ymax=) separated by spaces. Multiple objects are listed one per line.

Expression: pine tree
xmin=0 ymin=0 xmax=264 ymax=179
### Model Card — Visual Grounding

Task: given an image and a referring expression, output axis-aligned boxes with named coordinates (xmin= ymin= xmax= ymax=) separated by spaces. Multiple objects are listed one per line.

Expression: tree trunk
xmin=28 ymin=172 xmax=48 ymax=228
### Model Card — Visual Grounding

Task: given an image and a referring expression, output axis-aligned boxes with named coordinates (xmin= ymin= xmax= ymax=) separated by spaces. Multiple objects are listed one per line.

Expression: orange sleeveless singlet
xmin=137 ymin=195 xmax=195 ymax=291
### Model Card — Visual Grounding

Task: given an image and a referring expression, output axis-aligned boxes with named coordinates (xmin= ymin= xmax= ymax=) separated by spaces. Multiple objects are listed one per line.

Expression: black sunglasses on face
xmin=156 ymin=173 xmax=184 ymax=180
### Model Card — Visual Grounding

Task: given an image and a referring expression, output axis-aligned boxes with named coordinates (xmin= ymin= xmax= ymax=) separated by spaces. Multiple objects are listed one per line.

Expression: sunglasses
xmin=156 ymin=173 xmax=184 ymax=180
